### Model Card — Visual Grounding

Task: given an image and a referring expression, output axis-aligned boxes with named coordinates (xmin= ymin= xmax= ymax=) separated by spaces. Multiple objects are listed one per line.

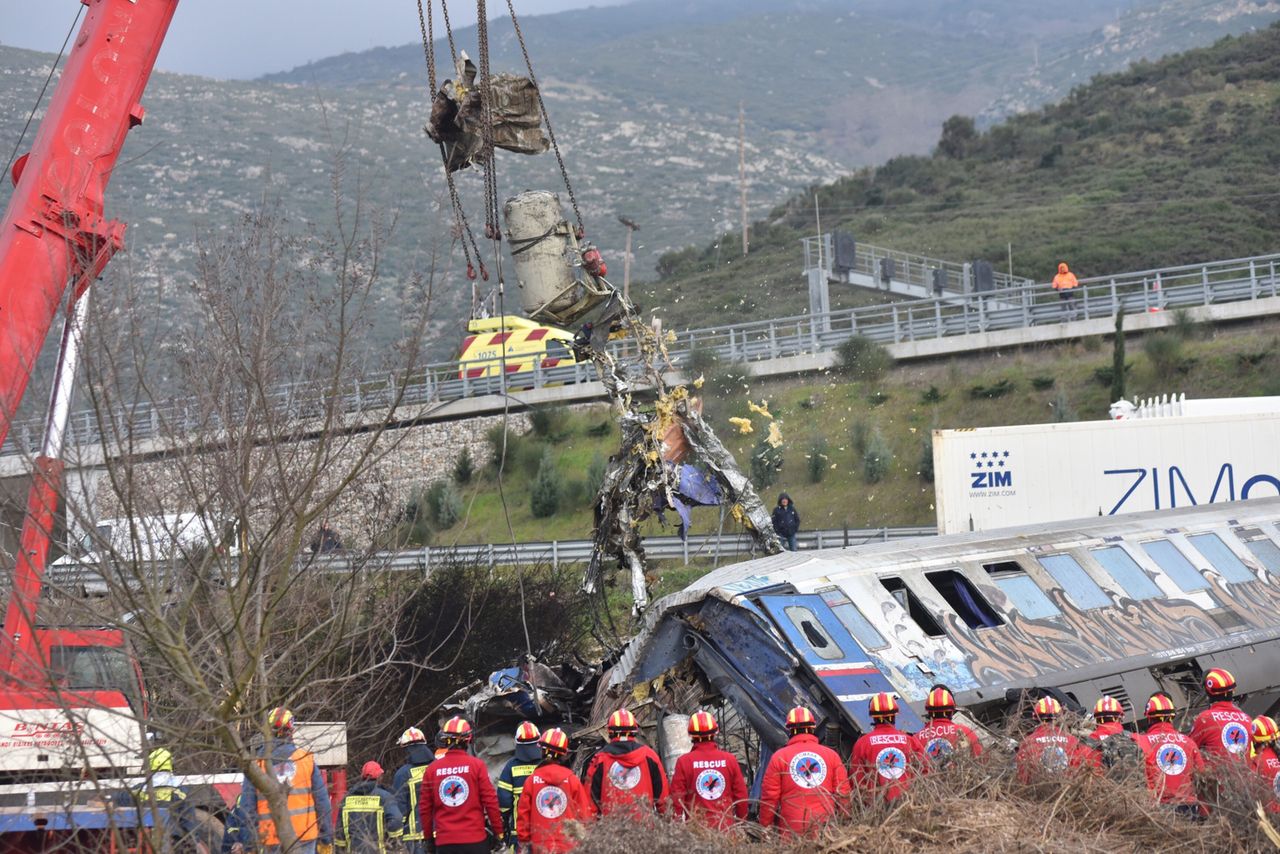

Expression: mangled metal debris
xmin=427 ymin=53 xmax=550 ymax=173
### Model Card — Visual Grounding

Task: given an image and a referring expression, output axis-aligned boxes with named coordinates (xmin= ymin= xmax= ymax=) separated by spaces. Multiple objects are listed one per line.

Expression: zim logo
xmin=969 ymin=450 xmax=1012 ymax=490
xmin=1155 ymin=744 xmax=1188 ymax=776
xmin=535 ymin=786 xmax=568 ymax=819
xmin=788 ymin=751 xmax=828 ymax=789
xmin=875 ymin=747 xmax=907 ymax=780
xmin=1222 ymin=722 xmax=1249 ymax=754
xmin=695 ymin=769 xmax=726 ymax=801
xmin=439 ymin=775 xmax=470 ymax=807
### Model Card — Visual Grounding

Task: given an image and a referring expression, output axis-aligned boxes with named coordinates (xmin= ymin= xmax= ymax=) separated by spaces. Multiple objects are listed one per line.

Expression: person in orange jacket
xmin=1133 ymin=693 xmax=1205 ymax=816
xmin=669 ymin=710 xmax=748 ymax=830
xmin=1015 ymin=697 xmax=1094 ymax=782
xmin=914 ymin=685 xmax=982 ymax=765
xmin=758 ymin=706 xmax=850 ymax=839
xmin=1052 ymin=262 xmax=1080 ymax=317
xmin=582 ymin=709 xmax=669 ymax=818
xmin=1249 ymin=716 xmax=1280 ymax=814
xmin=1189 ymin=668 xmax=1253 ymax=763
xmin=848 ymin=693 xmax=926 ymax=803
xmin=516 ymin=729 xmax=593 ymax=854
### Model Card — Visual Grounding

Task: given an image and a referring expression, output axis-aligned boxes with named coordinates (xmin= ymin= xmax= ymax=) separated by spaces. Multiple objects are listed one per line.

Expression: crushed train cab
xmin=457 ymin=315 xmax=578 ymax=381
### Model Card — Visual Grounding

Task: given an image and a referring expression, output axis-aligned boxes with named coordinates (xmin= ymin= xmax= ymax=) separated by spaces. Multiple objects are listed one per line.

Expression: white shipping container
xmin=933 ymin=412 xmax=1280 ymax=534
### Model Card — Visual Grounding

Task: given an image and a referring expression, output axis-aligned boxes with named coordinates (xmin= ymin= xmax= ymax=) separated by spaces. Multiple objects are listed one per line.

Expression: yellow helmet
xmin=148 ymin=747 xmax=174 ymax=773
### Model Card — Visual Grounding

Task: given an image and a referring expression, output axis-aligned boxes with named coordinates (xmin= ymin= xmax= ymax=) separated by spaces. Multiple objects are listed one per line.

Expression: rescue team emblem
xmin=439 ymin=775 xmax=470 ymax=807
xmin=535 ymin=786 xmax=568 ymax=819
xmin=1040 ymin=746 xmax=1069 ymax=772
xmin=875 ymin=747 xmax=907 ymax=780
xmin=924 ymin=737 xmax=954 ymax=761
xmin=608 ymin=763 xmax=642 ymax=791
xmin=1272 ymin=772 xmax=1280 ymax=798
xmin=1155 ymin=744 xmax=1188 ymax=776
xmin=695 ymin=769 xmax=726 ymax=801
xmin=1222 ymin=723 xmax=1249 ymax=754
xmin=273 ymin=761 xmax=296 ymax=785
xmin=788 ymin=752 xmax=828 ymax=789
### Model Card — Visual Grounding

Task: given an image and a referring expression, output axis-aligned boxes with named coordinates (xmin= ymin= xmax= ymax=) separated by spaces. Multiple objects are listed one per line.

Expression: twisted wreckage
xmin=459 ymin=498 xmax=1280 ymax=774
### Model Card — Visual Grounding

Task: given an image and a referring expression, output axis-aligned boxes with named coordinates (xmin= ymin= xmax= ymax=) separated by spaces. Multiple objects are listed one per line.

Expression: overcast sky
xmin=1 ymin=0 xmax=626 ymax=79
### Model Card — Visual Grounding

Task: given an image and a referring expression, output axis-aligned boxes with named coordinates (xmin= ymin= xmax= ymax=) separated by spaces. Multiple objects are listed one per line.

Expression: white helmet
xmin=397 ymin=726 xmax=427 ymax=746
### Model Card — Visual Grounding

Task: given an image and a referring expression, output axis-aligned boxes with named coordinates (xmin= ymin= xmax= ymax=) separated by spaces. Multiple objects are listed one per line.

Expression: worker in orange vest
xmin=1052 ymin=262 xmax=1080 ymax=317
xmin=232 ymin=707 xmax=334 ymax=854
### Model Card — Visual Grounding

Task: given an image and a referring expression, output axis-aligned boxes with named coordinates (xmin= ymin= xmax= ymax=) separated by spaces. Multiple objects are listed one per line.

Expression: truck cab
xmin=457 ymin=315 xmax=578 ymax=380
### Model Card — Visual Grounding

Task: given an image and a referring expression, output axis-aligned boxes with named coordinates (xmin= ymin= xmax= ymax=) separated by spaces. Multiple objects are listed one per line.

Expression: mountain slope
xmin=642 ymin=22 xmax=1280 ymax=329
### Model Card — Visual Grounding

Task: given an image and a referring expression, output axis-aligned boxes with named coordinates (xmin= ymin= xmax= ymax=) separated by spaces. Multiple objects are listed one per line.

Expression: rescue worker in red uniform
xmin=848 ymin=693 xmax=926 ymax=802
xmin=1250 ymin=716 xmax=1280 ymax=813
xmin=1134 ymin=693 xmax=1204 ymax=816
xmin=758 ymin=706 xmax=850 ymax=839
xmin=1015 ymin=696 xmax=1093 ymax=782
xmin=1189 ymin=668 xmax=1252 ymax=763
xmin=517 ymin=729 xmax=592 ymax=854
xmin=1085 ymin=695 xmax=1142 ymax=772
xmin=418 ymin=717 xmax=503 ymax=854
xmin=582 ymin=709 xmax=669 ymax=817
xmin=914 ymin=685 xmax=982 ymax=765
xmin=669 ymin=710 xmax=748 ymax=829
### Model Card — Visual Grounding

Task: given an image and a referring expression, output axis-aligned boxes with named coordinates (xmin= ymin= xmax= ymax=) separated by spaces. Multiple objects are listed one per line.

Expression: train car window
xmin=1039 ymin=554 xmax=1112 ymax=609
xmin=819 ymin=589 xmax=889 ymax=650
xmin=1089 ymin=547 xmax=1162 ymax=600
xmin=1243 ymin=537 xmax=1280 ymax=573
xmin=1140 ymin=540 xmax=1209 ymax=592
xmin=1187 ymin=533 xmax=1255 ymax=584
xmin=782 ymin=606 xmax=845 ymax=660
xmin=879 ymin=577 xmax=946 ymax=637
xmin=925 ymin=570 xmax=1003 ymax=629
xmin=983 ymin=561 xmax=1060 ymax=620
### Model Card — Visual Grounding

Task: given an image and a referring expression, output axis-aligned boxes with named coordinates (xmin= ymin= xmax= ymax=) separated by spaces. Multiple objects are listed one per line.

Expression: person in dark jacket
xmin=496 ymin=722 xmax=541 ymax=849
xmin=771 ymin=493 xmax=800 ymax=551
xmin=336 ymin=761 xmax=404 ymax=854
xmin=392 ymin=727 xmax=433 ymax=854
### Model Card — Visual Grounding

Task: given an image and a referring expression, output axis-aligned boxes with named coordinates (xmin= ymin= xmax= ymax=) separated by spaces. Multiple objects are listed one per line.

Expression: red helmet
xmin=267 ymin=707 xmax=295 ymax=733
xmin=1145 ymin=694 xmax=1176 ymax=719
xmin=925 ymin=686 xmax=956 ymax=715
xmin=607 ymin=709 xmax=638 ymax=740
xmin=540 ymin=728 xmax=570 ymax=756
xmin=441 ymin=716 xmax=473 ymax=745
xmin=1093 ymin=696 xmax=1123 ymax=721
xmin=361 ymin=760 xmax=383 ymax=780
xmin=515 ymin=721 xmax=541 ymax=744
xmin=1033 ymin=697 xmax=1061 ymax=720
xmin=688 ymin=711 xmax=718 ymax=740
xmin=1205 ymin=667 xmax=1236 ymax=697
xmin=869 ymin=692 xmax=899 ymax=720
xmin=1252 ymin=716 xmax=1279 ymax=745
xmin=785 ymin=706 xmax=816 ymax=731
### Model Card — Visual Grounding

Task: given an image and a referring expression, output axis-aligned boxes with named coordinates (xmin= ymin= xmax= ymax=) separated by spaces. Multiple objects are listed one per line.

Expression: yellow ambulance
xmin=456 ymin=315 xmax=578 ymax=380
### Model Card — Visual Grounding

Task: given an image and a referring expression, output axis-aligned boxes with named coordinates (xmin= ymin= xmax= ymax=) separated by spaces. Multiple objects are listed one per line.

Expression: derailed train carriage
xmin=588 ymin=497 xmax=1280 ymax=767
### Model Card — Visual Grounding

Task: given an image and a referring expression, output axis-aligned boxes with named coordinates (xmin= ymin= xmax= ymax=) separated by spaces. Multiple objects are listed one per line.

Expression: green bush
xmin=529 ymin=406 xmax=570 ymax=440
xmin=1031 ymin=376 xmax=1056 ymax=391
xmin=863 ymin=429 xmax=893 ymax=484
xmin=394 ymin=489 xmax=433 ymax=547
xmin=917 ymin=437 xmax=934 ymax=483
xmin=968 ymin=378 xmax=1015 ymax=399
xmin=683 ymin=346 xmax=722 ymax=379
xmin=750 ymin=438 xmax=784 ymax=488
xmin=920 ymin=385 xmax=945 ymax=403
xmin=867 ymin=391 xmax=891 ymax=407
xmin=485 ymin=425 xmax=521 ymax=478
xmin=563 ymin=478 xmax=589 ymax=507
xmin=530 ymin=449 xmax=561 ymax=518
xmin=707 ymin=360 xmax=752 ymax=398
xmin=586 ymin=452 xmax=607 ymax=498
xmin=834 ymin=335 xmax=893 ymax=381
xmin=851 ymin=420 xmax=870 ymax=456
xmin=452 ymin=447 xmax=474 ymax=485
xmin=1143 ymin=332 xmax=1185 ymax=379
xmin=806 ymin=438 xmax=829 ymax=484
xmin=426 ymin=480 xmax=462 ymax=529
xmin=1052 ymin=390 xmax=1077 ymax=422
xmin=1172 ymin=308 xmax=1204 ymax=341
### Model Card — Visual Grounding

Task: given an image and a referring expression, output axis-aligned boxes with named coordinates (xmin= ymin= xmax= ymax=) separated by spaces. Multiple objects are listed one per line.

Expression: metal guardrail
xmin=45 ymin=526 xmax=938 ymax=590
xmin=5 ymin=251 xmax=1279 ymax=458
xmin=801 ymin=234 xmax=1033 ymax=294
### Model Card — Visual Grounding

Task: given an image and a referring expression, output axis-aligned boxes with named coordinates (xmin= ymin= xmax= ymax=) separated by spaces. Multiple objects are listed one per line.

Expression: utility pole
xmin=814 ymin=192 xmax=823 ymax=272
xmin=739 ymin=102 xmax=749 ymax=257
xmin=617 ymin=215 xmax=640 ymax=301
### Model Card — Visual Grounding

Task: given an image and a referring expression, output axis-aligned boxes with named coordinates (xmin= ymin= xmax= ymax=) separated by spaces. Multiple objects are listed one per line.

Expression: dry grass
xmin=571 ymin=751 xmax=1280 ymax=853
